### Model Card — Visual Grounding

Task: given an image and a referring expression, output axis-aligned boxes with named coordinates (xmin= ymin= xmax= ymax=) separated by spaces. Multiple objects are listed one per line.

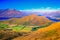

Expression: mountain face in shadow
xmin=0 ymin=9 xmax=22 ymax=18
xmin=46 ymin=17 xmax=60 ymax=22
xmin=0 ymin=9 xmax=30 ymax=18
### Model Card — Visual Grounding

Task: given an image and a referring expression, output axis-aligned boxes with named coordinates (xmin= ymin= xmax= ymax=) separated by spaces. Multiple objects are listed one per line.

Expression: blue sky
xmin=0 ymin=0 xmax=60 ymax=10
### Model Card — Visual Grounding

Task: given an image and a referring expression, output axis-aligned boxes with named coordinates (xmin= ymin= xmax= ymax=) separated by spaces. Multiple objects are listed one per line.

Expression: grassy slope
xmin=13 ymin=22 xmax=60 ymax=40
xmin=12 ymin=26 xmax=34 ymax=32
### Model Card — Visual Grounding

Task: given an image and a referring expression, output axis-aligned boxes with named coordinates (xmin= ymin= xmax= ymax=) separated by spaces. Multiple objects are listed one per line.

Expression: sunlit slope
xmin=13 ymin=22 xmax=60 ymax=40
xmin=35 ymin=22 xmax=60 ymax=32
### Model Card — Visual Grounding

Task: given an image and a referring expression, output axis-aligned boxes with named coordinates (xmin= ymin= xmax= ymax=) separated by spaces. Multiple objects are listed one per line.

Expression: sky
xmin=0 ymin=0 xmax=60 ymax=10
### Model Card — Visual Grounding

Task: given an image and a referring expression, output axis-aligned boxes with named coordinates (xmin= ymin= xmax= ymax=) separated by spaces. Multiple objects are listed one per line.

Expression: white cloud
xmin=20 ymin=7 xmax=60 ymax=13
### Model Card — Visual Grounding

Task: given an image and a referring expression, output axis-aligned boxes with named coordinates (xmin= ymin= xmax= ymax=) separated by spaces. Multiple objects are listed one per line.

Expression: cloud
xmin=20 ymin=7 xmax=60 ymax=13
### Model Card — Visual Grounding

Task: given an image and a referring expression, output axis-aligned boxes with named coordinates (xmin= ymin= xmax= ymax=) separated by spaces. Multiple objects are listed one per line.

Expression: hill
xmin=1 ymin=14 xmax=52 ymax=26
xmin=13 ymin=22 xmax=60 ymax=40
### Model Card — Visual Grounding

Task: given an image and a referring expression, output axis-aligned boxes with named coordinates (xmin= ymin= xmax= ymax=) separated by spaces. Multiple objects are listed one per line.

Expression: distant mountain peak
xmin=0 ymin=9 xmax=24 ymax=18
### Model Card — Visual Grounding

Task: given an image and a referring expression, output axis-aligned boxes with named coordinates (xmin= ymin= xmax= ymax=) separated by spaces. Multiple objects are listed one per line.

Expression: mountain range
xmin=0 ymin=9 xmax=60 ymax=22
xmin=0 ymin=9 xmax=23 ymax=18
xmin=43 ymin=11 xmax=60 ymax=22
xmin=0 ymin=9 xmax=42 ymax=18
